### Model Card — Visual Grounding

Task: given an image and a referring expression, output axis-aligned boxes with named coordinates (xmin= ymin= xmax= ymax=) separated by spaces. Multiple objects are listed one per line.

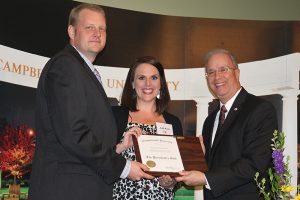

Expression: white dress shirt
xmin=205 ymin=87 xmax=242 ymax=189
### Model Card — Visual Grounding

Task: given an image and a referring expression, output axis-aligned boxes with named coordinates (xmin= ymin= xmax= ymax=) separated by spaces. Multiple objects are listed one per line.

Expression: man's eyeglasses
xmin=205 ymin=66 xmax=237 ymax=78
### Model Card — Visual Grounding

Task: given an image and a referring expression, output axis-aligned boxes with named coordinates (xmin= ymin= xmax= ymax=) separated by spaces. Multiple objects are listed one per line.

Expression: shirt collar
xmin=220 ymin=87 xmax=242 ymax=111
xmin=72 ymin=45 xmax=95 ymax=71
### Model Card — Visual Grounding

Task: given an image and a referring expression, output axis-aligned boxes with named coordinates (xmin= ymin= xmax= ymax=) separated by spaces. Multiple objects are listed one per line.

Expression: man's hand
xmin=175 ymin=170 xmax=206 ymax=186
xmin=127 ymin=161 xmax=154 ymax=181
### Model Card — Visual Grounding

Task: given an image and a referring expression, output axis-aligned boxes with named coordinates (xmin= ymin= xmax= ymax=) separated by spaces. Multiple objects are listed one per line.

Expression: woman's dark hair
xmin=121 ymin=56 xmax=170 ymax=114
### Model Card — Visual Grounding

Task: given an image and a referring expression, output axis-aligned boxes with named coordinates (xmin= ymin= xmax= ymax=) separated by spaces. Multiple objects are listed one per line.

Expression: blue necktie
xmin=93 ymin=68 xmax=103 ymax=85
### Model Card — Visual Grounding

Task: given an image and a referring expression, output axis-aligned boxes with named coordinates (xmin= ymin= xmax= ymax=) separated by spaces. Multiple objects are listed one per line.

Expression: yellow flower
xmin=295 ymin=194 xmax=300 ymax=200
xmin=280 ymin=185 xmax=295 ymax=193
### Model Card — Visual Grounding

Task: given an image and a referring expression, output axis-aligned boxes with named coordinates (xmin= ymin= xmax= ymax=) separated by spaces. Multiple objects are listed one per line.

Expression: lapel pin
xmin=234 ymin=107 xmax=238 ymax=111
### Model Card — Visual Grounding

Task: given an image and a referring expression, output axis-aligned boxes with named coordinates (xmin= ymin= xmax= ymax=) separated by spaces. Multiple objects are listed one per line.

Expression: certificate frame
xmin=133 ymin=135 xmax=207 ymax=177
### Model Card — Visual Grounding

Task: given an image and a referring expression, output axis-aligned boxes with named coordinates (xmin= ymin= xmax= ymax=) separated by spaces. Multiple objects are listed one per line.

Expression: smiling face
xmin=68 ymin=8 xmax=106 ymax=62
xmin=132 ymin=63 xmax=161 ymax=106
xmin=206 ymin=53 xmax=241 ymax=104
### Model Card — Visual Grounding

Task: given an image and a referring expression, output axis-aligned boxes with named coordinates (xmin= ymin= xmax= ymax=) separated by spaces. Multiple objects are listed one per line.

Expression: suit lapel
xmin=83 ymin=63 xmax=107 ymax=96
xmin=209 ymin=88 xmax=249 ymax=164
xmin=206 ymin=110 xmax=217 ymax=160
xmin=201 ymin=108 xmax=217 ymax=168
xmin=65 ymin=45 xmax=108 ymax=98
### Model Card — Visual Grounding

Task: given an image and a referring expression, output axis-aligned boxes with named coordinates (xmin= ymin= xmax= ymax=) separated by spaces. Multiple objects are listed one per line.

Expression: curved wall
xmin=79 ymin=0 xmax=300 ymax=21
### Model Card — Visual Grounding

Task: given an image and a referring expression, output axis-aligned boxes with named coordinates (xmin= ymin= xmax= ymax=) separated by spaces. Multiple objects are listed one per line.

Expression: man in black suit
xmin=28 ymin=3 xmax=153 ymax=200
xmin=176 ymin=48 xmax=278 ymax=199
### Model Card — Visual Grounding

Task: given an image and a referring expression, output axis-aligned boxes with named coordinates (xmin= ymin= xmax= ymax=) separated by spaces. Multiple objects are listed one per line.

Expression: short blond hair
xmin=68 ymin=3 xmax=105 ymax=26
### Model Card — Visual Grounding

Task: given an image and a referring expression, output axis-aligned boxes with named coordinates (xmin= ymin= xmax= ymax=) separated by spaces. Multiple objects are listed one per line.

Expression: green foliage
xmin=255 ymin=130 xmax=294 ymax=200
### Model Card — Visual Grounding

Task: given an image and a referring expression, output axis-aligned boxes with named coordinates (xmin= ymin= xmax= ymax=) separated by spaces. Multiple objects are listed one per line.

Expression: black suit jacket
xmin=111 ymin=106 xmax=183 ymax=142
xmin=29 ymin=45 xmax=126 ymax=200
xmin=203 ymin=88 xmax=278 ymax=200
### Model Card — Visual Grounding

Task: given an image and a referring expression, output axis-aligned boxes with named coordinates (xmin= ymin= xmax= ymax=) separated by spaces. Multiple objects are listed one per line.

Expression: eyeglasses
xmin=205 ymin=66 xmax=237 ymax=78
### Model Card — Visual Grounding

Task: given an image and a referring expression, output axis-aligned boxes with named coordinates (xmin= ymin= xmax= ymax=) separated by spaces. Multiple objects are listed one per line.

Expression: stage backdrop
xmin=1 ymin=1 xmax=299 ymax=200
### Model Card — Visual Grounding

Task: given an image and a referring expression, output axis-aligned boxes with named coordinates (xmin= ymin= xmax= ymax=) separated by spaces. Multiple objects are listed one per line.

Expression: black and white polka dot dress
xmin=113 ymin=122 xmax=174 ymax=200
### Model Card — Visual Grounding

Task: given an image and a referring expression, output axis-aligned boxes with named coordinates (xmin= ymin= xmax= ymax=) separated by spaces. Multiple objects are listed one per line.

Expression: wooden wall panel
xmin=292 ymin=22 xmax=300 ymax=52
xmin=97 ymin=6 xmax=297 ymax=70
xmin=185 ymin=19 xmax=292 ymax=68
xmin=98 ymin=8 xmax=186 ymax=68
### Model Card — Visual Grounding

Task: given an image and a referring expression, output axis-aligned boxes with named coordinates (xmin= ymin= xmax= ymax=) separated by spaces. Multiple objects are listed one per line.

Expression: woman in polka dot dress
xmin=112 ymin=56 xmax=183 ymax=200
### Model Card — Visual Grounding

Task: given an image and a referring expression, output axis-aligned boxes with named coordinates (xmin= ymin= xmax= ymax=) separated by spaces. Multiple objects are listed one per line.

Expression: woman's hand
xmin=158 ymin=175 xmax=177 ymax=189
xmin=116 ymin=126 xmax=142 ymax=154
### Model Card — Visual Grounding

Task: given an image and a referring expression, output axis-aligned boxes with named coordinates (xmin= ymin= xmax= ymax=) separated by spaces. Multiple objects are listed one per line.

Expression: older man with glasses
xmin=176 ymin=48 xmax=278 ymax=200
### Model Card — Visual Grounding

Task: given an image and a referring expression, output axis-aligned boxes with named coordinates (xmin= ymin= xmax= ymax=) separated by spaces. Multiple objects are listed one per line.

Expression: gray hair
xmin=203 ymin=48 xmax=239 ymax=71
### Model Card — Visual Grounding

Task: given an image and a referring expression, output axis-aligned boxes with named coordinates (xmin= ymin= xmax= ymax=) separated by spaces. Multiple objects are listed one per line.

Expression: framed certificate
xmin=133 ymin=135 xmax=207 ymax=177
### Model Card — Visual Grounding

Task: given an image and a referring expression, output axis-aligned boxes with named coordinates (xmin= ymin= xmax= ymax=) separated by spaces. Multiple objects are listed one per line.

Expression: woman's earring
xmin=156 ymin=90 xmax=160 ymax=99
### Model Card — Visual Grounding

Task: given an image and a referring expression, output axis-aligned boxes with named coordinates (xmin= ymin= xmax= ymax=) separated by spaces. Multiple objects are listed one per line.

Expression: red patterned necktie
xmin=93 ymin=68 xmax=103 ymax=85
xmin=218 ymin=105 xmax=227 ymax=127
